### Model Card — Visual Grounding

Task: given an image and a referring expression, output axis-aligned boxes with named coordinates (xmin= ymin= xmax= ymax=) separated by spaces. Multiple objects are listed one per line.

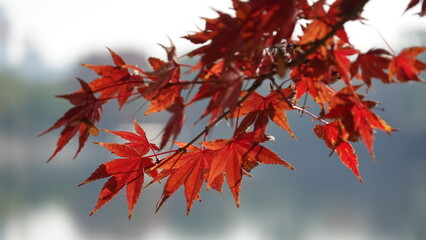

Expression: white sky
xmin=1 ymin=0 xmax=425 ymax=69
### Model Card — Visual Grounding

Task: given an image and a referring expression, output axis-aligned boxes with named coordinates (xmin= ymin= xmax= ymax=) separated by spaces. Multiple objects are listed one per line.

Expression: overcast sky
xmin=1 ymin=0 xmax=425 ymax=69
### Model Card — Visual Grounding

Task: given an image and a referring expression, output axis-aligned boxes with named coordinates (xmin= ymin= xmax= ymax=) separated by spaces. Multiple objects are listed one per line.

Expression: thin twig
xmin=292 ymin=105 xmax=329 ymax=125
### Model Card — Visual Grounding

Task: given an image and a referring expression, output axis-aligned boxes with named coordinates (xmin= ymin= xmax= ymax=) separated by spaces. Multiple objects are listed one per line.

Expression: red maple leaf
xmin=82 ymin=48 xmax=144 ymax=109
xmin=186 ymin=61 xmax=224 ymax=105
xmin=138 ymin=54 xmax=183 ymax=116
xmin=185 ymin=11 xmax=242 ymax=66
xmin=388 ymin=47 xmax=426 ymax=82
xmin=338 ymin=0 xmax=369 ymax=20
xmin=291 ymin=56 xmax=337 ymax=108
xmin=323 ymin=89 xmax=396 ymax=158
xmin=231 ymin=89 xmax=295 ymax=140
xmin=39 ymin=78 xmax=104 ymax=161
xmin=186 ymin=0 xmax=297 ymax=66
xmin=298 ymin=1 xmax=351 ymax=46
xmin=189 ymin=63 xmax=245 ymax=123
xmin=159 ymin=97 xmax=185 ymax=149
xmin=244 ymin=0 xmax=297 ymax=45
xmin=141 ymin=83 xmax=183 ymax=116
xmin=405 ymin=0 xmax=426 ymax=16
xmin=314 ymin=120 xmax=362 ymax=182
xmin=153 ymin=143 xmax=216 ymax=214
xmin=350 ymin=49 xmax=392 ymax=86
xmin=101 ymin=118 xmax=160 ymax=155
xmin=201 ymin=132 xmax=294 ymax=207
xmin=331 ymin=43 xmax=359 ymax=84
xmin=140 ymin=42 xmax=180 ymax=95
xmin=79 ymin=119 xmax=158 ymax=218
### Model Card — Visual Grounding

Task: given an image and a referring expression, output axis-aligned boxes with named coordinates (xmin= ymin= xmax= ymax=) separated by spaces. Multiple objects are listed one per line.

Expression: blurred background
xmin=0 ymin=0 xmax=425 ymax=239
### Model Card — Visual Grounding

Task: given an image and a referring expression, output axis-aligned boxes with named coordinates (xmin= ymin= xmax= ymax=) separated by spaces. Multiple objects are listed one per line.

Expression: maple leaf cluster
xmin=40 ymin=0 xmax=426 ymax=217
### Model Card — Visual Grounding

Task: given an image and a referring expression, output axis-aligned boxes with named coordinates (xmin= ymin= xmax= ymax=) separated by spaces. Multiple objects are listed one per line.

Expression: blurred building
xmin=0 ymin=8 xmax=9 ymax=69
